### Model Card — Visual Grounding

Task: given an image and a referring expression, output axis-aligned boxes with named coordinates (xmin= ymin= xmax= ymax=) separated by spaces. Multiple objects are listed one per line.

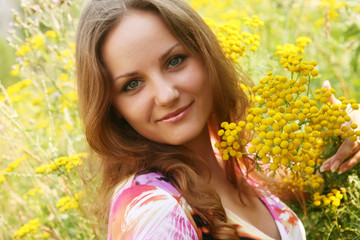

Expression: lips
xmin=157 ymin=102 xmax=193 ymax=123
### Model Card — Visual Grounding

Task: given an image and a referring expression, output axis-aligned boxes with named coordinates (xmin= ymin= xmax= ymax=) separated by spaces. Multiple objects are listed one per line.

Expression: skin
xmin=320 ymin=81 xmax=360 ymax=174
xmin=101 ymin=10 xmax=282 ymax=239
xmin=102 ymin=10 xmax=213 ymax=149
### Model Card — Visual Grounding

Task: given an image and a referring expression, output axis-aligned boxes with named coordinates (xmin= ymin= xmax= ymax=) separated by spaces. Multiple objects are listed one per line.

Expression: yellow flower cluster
xmin=10 ymin=63 xmax=21 ymax=76
xmin=58 ymin=73 xmax=70 ymax=82
xmin=55 ymin=44 xmax=76 ymax=70
xmin=23 ymin=186 xmax=44 ymax=200
xmin=11 ymin=29 xmax=72 ymax=80
xmin=45 ymin=30 xmax=57 ymax=39
xmin=56 ymin=192 xmax=83 ymax=213
xmin=243 ymin=15 xmax=264 ymax=28
xmin=214 ymin=121 xmax=248 ymax=160
xmin=59 ymin=90 xmax=78 ymax=113
xmin=215 ymin=37 xmax=360 ymax=198
xmin=188 ymin=0 xmax=237 ymax=20
xmin=276 ymin=37 xmax=312 ymax=56
xmin=0 ymin=79 xmax=32 ymax=103
xmin=29 ymin=34 xmax=46 ymax=49
xmin=0 ymin=155 xmax=28 ymax=183
xmin=205 ymin=15 xmax=262 ymax=63
xmin=31 ymin=87 xmax=55 ymax=107
xmin=313 ymin=95 xmax=360 ymax=141
xmin=15 ymin=45 xmax=31 ymax=57
xmin=313 ymin=188 xmax=345 ymax=207
xmin=281 ymin=172 xmax=324 ymax=191
xmin=42 ymin=232 xmax=51 ymax=239
xmin=15 ymin=30 xmax=57 ymax=57
xmin=12 ymin=218 xmax=40 ymax=239
xmin=318 ymin=0 xmax=345 ymax=21
xmin=319 ymin=0 xmax=345 ymax=9
xmin=34 ymin=153 xmax=86 ymax=174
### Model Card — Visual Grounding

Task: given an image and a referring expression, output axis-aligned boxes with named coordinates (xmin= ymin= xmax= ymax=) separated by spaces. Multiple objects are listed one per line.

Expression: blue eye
xmin=168 ymin=55 xmax=186 ymax=69
xmin=123 ymin=79 xmax=140 ymax=91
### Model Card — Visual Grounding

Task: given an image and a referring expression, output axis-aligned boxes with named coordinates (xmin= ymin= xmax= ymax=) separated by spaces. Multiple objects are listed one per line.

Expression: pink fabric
xmin=107 ymin=171 xmax=306 ymax=240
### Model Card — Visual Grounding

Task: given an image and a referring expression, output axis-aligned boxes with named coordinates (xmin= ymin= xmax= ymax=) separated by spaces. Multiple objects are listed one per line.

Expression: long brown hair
xmin=76 ymin=0 xmax=252 ymax=238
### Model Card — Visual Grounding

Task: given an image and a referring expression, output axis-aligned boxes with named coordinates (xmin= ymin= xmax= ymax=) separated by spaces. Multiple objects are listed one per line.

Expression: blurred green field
xmin=0 ymin=0 xmax=359 ymax=239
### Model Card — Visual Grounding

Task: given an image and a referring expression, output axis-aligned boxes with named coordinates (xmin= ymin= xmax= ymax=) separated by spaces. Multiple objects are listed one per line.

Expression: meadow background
xmin=0 ymin=0 xmax=359 ymax=239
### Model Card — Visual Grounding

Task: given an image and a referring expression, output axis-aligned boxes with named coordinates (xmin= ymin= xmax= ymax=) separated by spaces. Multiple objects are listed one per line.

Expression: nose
xmin=152 ymin=74 xmax=180 ymax=107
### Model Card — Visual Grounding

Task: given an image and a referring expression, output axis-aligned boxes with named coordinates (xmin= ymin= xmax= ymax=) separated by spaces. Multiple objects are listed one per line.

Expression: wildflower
xmin=23 ymin=187 xmax=44 ymax=200
xmin=15 ymin=45 xmax=31 ymax=57
xmin=12 ymin=218 xmax=40 ymax=239
xmin=56 ymin=192 xmax=82 ymax=213
xmin=0 ymin=155 xmax=28 ymax=183
xmin=42 ymin=232 xmax=51 ymax=238
xmin=35 ymin=153 xmax=87 ymax=174
xmin=215 ymin=35 xmax=359 ymax=208
xmin=318 ymin=0 xmax=345 ymax=20
xmin=68 ymin=43 xmax=76 ymax=53
xmin=313 ymin=188 xmax=345 ymax=208
xmin=29 ymin=34 xmax=46 ymax=49
xmin=45 ymin=30 xmax=57 ymax=38
xmin=205 ymin=15 xmax=263 ymax=63
xmin=10 ymin=64 xmax=20 ymax=76
xmin=6 ymin=79 xmax=32 ymax=96
xmin=58 ymin=73 xmax=70 ymax=82
xmin=0 ymin=173 xmax=5 ymax=183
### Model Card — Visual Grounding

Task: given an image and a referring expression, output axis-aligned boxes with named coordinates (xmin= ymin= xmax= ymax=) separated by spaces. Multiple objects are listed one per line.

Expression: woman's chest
xmin=222 ymin=195 xmax=281 ymax=240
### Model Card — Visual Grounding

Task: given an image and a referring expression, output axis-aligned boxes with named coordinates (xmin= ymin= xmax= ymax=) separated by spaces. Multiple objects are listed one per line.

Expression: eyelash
xmin=123 ymin=79 xmax=142 ymax=92
xmin=167 ymin=55 xmax=187 ymax=69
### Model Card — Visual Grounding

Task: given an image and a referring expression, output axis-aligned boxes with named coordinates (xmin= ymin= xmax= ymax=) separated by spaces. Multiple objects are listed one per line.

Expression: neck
xmin=183 ymin=126 xmax=226 ymax=182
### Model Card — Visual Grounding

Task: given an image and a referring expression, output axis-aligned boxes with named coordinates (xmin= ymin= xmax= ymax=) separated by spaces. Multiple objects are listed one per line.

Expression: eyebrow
xmin=159 ymin=42 xmax=180 ymax=62
xmin=113 ymin=42 xmax=181 ymax=81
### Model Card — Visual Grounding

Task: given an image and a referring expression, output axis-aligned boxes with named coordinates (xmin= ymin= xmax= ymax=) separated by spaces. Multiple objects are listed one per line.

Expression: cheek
xmin=194 ymin=68 xmax=212 ymax=103
xmin=194 ymin=67 xmax=213 ymax=112
xmin=112 ymin=96 xmax=148 ymax=125
xmin=184 ymin=62 xmax=208 ymax=92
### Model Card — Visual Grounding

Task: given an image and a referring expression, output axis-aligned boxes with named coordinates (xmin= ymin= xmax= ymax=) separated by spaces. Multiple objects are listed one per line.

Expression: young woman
xmin=76 ymin=0 xmax=360 ymax=239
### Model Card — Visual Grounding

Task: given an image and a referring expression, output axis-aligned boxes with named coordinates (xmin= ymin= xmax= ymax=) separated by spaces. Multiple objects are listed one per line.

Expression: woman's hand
xmin=320 ymin=139 xmax=360 ymax=174
xmin=319 ymin=81 xmax=360 ymax=174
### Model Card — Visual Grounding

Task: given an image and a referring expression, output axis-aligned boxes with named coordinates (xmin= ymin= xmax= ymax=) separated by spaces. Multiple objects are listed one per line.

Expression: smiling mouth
xmin=157 ymin=102 xmax=193 ymax=123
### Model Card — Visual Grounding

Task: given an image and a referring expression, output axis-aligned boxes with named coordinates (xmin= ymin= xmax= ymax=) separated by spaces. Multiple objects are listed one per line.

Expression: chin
xmin=158 ymin=134 xmax=197 ymax=147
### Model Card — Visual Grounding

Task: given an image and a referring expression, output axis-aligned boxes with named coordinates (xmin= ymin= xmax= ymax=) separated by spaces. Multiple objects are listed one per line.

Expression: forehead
xmin=109 ymin=10 xmax=170 ymax=41
xmin=101 ymin=10 xmax=180 ymax=77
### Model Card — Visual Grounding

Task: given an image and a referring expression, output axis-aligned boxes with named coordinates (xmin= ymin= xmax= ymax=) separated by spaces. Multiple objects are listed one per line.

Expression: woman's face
xmin=101 ymin=10 xmax=213 ymax=146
